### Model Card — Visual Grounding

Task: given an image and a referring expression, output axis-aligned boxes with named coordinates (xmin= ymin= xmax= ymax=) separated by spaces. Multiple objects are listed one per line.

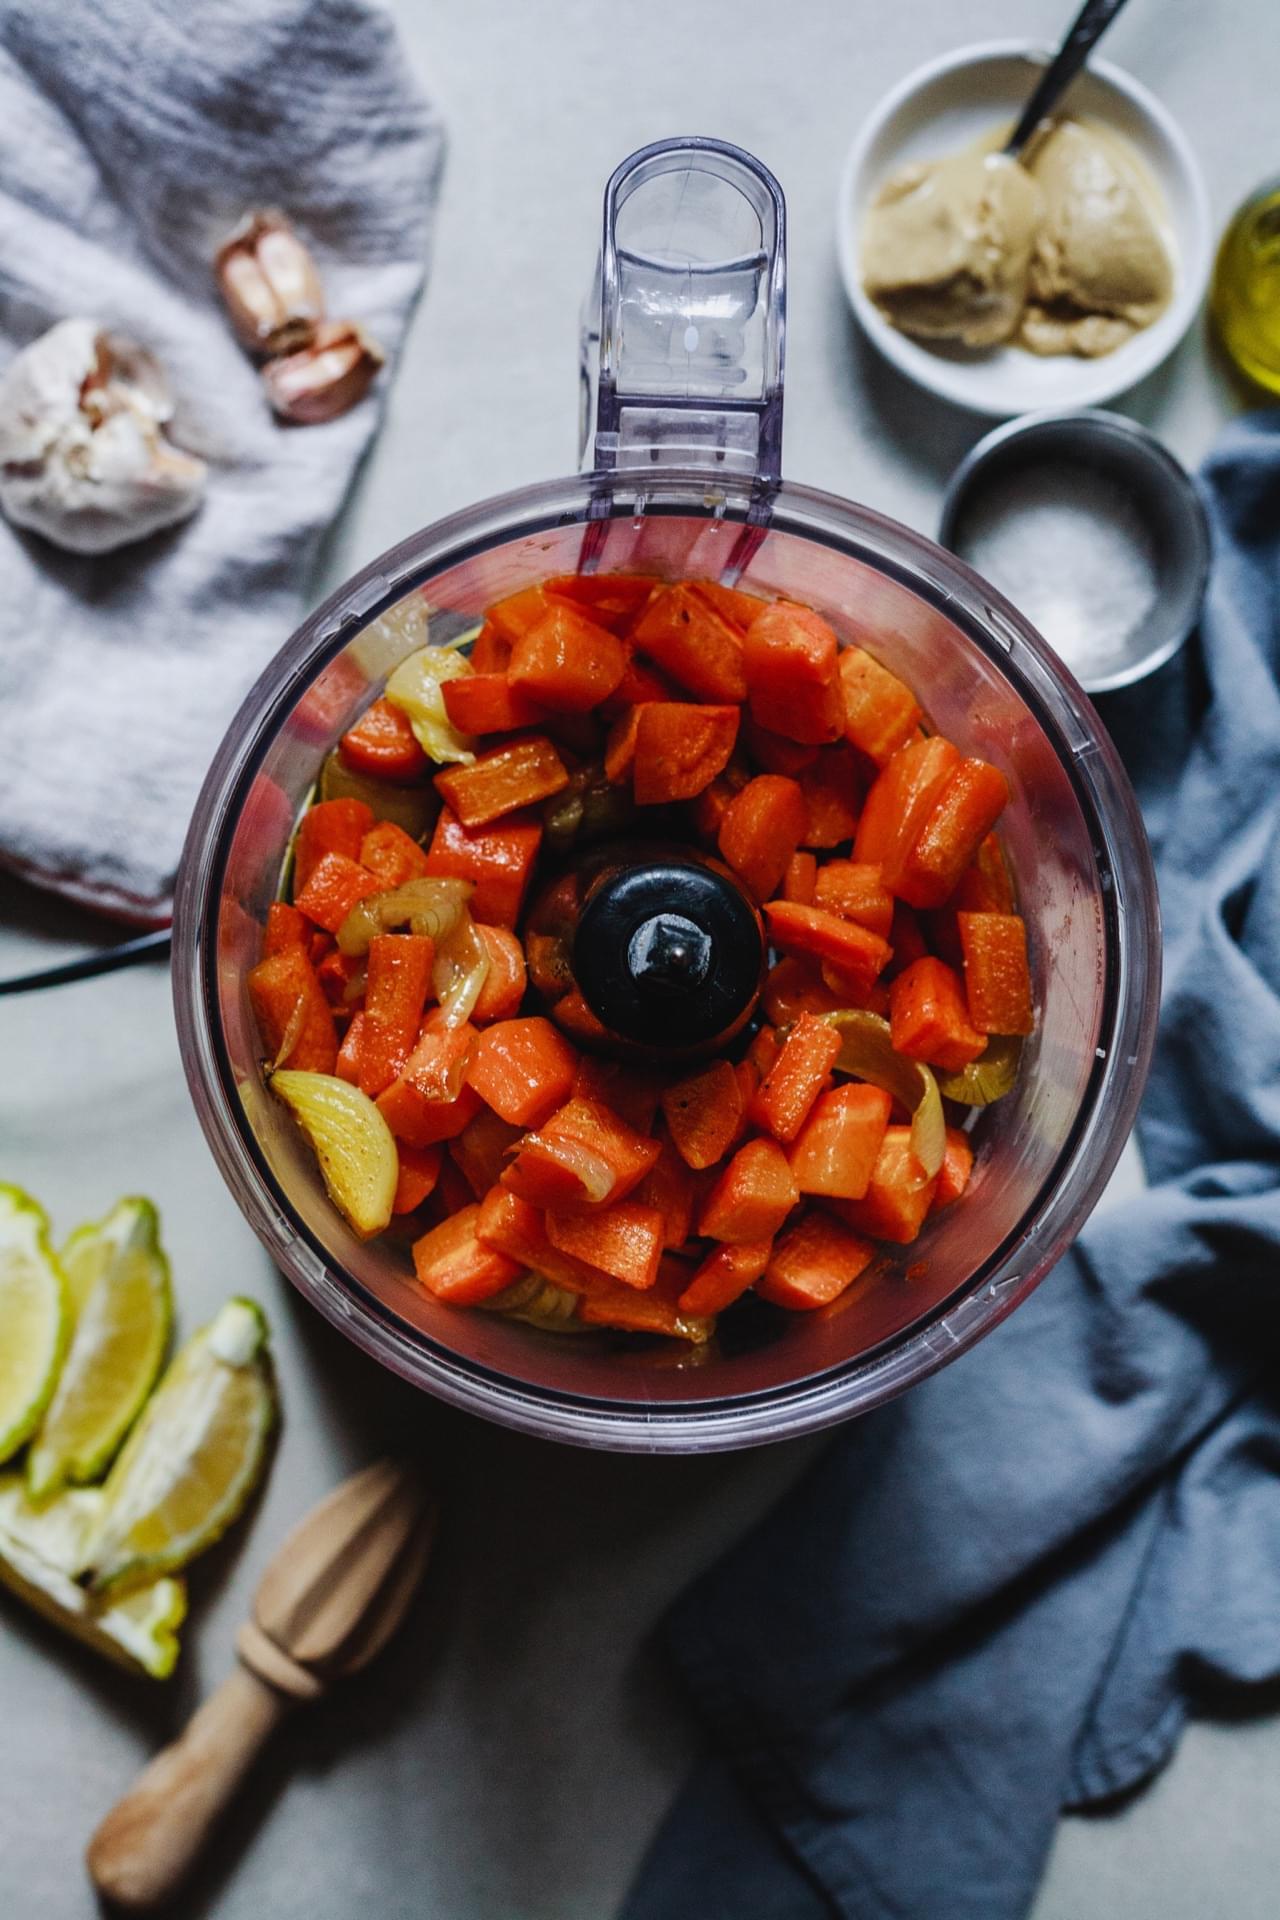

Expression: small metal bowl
xmin=939 ymin=409 xmax=1211 ymax=693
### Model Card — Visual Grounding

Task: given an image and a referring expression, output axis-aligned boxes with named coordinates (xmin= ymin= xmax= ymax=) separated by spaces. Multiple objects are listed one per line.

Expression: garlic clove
xmin=0 ymin=319 xmax=207 ymax=556
xmin=260 ymin=320 xmax=385 ymax=425
xmin=215 ymin=209 xmax=325 ymax=357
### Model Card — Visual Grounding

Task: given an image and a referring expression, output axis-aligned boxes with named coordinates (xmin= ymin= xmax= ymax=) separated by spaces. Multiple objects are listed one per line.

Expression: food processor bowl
xmin=173 ymin=141 xmax=1160 ymax=1452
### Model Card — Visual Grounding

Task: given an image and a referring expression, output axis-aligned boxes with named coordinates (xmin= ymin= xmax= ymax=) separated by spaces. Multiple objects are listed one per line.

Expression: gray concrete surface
xmin=2 ymin=2 xmax=1277 ymax=1915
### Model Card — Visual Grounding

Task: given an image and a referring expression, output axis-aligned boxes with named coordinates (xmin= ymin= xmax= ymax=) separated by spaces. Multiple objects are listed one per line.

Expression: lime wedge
xmin=77 ymin=1298 xmax=276 ymax=1596
xmin=0 ymin=1187 xmax=69 ymax=1465
xmin=27 ymin=1198 xmax=172 ymax=1503
xmin=0 ymin=1473 xmax=185 ymax=1678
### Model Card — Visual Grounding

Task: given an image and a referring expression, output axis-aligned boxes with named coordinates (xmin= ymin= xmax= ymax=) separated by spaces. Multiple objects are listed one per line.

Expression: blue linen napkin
xmin=622 ymin=411 xmax=1280 ymax=1920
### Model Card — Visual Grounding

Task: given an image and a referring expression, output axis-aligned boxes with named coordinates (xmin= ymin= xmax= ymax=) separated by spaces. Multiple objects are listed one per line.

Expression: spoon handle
xmin=1004 ymin=0 xmax=1132 ymax=156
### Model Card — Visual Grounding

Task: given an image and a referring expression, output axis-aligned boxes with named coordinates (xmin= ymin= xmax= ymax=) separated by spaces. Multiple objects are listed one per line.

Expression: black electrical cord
xmin=0 ymin=929 xmax=172 ymax=995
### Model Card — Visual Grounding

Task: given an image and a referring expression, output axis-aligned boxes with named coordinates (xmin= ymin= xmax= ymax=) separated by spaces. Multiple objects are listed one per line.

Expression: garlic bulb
xmin=0 ymin=319 xmax=207 ymax=555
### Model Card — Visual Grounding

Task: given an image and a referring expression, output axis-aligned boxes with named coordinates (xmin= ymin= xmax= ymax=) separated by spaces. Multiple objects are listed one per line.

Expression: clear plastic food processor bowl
xmin=173 ymin=141 xmax=1160 ymax=1452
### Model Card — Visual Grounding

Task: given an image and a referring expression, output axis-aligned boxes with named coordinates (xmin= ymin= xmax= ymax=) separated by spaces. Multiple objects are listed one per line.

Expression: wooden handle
xmin=85 ymin=1663 xmax=294 ymax=1911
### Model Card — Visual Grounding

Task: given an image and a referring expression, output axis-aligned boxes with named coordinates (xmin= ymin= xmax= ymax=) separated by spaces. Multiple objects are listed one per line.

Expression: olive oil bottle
xmin=1211 ymin=180 xmax=1280 ymax=395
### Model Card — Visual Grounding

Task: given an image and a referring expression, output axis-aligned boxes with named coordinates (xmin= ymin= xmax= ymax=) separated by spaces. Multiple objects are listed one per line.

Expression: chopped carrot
xmin=690 ymin=579 xmax=766 ymax=632
xmin=393 ymin=1143 xmax=442 ymax=1214
xmin=630 ymin=582 xmax=747 ymax=702
xmin=485 ymin=583 xmax=576 ymax=646
xmin=449 ymin=1106 xmax=524 ymax=1197
xmin=798 ymin=748 xmax=861 ymax=847
xmin=470 ymin=924 xmax=528 ymax=1025
xmin=359 ymin=820 xmax=431 ymax=889
xmin=757 ymin=1211 xmax=876 ymax=1310
xmin=742 ymin=602 xmax=844 ymax=744
xmin=576 ymin=1260 xmax=711 ymax=1337
xmin=821 ymin=969 xmax=890 ymax=1016
xmin=784 ymin=851 xmax=817 ymax=904
xmin=886 ymin=901 xmax=929 ymax=978
xmin=762 ymin=901 xmax=892 ymax=1000
xmin=508 ymin=602 xmax=627 ymax=712
xmin=550 ymin=989 xmax=612 ymax=1046
xmin=957 ymin=912 xmax=1033 ymax=1035
xmin=545 ymin=1203 xmax=666 ymax=1290
xmin=441 ymin=673 xmax=548 ymax=736
xmin=249 ymin=945 xmax=337 ymax=1073
xmin=603 ymin=704 xmax=645 ymax=783
xmin=838 ymin=646 xmax=923 ymax=765
xmin=812 ymin=860 xmax=894 ymax=939
xmin=787 ymin=1083 xmax=892 ymax=1201
xmin=893 ymin=759 xmax=1010 ymax=909
xmin=424 ymin=806 xmax=542 ymax=926
xmin=474 ymin=1187 xmax=603 ymax=1295
xmin=263 ymin=900 xmax=309 ymax=956
xmin=598 ymin=655 xmax=675 ymax=720
xmin=889 ymin=956 xmax=986 ymax=1072
xmin=633 ymin=703 xmax=741 ymax=804
xmin=465 ymin=1016 xmax=579 ymax=1127
xmin=572 ymin=1057 xmax=663 ymax=1134
xmin=339 ymin=698 xmax=429 ymax=782
xmin=335 ymin=1011 xmax=366 ymax=1085
xmin=316 ymin=946 xmax=365 ymax=1008
xmin=678 ymin=1238 xmax=772 ymax=1316
xmin=435 ymin=736 xmax=569 ymax=828
xmin=413 ymin=1204 xmax=522 ymax=1306
xmin=293 ymin=851 xmax=382 ymax=934
xmin=468 ymin=622 xmax=511 ymax=673
xmin=376 ymin=1076 xmax=481 ymax=1147
xmin=401 ymin=1008 xmax=476 ymax=1099
xmin=932 ymin=1127 xmax=975 ymax=1211
xmin=689 ymin=767 xmax=749 ymax=841
xmin=747 ymin=1024 xmax=783 ymax=1077
xmin=717 ymin=774 xmax=808 ymax=900
xmin=748 ymin=1010 xmax=843 ymax=1142
xmin=631 ymin=1133 xmax=698 ymax=1249
xmin=761 ymin=956 xmax=844 ymax=1025
xmin=545 ymin=572 xmax=659 ymax=630
xmin=699 ymin=1137 xmax=799 ymax=1243
xmin=293 ymin=798 xmax=374 ymax=892
xmin=854 ymin=736 xmax=962 ymax=889
xmin=359 ymin=933 xmax=436 ymax=1096
xmin=836 ymin=1126 xmax=937 ymax=1243
xmin=953 ymin=833 xmax=1015 ymax=915
xmin=660 ymin=1059 xmax=746 ymax=1170
xmin=502 ymin=1097 xmax=661 ymax=1210
xmin=740 ymin=717 xmax=821 ymax=776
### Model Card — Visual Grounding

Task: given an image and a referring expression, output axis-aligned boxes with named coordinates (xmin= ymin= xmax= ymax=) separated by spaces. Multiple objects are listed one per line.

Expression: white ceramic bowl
xmin=836 ymin=42 xmax=1212 ymax=418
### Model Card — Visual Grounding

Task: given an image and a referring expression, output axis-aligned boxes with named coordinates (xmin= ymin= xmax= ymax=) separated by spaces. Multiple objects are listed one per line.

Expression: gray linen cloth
xmin=0 ymin=0 xmax=443 ymax=923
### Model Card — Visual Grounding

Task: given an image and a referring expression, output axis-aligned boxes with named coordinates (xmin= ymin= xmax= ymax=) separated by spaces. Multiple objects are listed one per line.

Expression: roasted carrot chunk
xmin=717 ymin=774 xmax=808 ymax=900
xmin=248 ymin=945 xmax=337 ymax=1073
xmin=603 ymin=704 xmax=645 ymax=784
xmin=358 ymin=933 xmax=436 ymax=1097
xmin=545 ymin=1203 xmax=666 ymax=1291
xmin=474 ymin=1186 xmax=602 ymax=1295
xmin=571 ymin=1058 xmax=663 ymax=1135
xmin=550 ymin=989 xmax=612 ymax=1046
xmin=441 ymin=672 xmax=548 ymax=736
xmin=756 ymin=1211 xmax=876 ymax=1310
xmin=470 ymin=923 xmax=528 ymax=1025
xmin=393 ymin=1143 xmax=443 ymax=1215
xmin=853 ymin=736 xmax=962 ymax=886
xmin=742 ymin=602 xmax=844 ymax=745
xmin=502 ymin=1097 xmax=661 ymax=1210
xmin=690 ymin=579 xmax=767 ymax=632
xmin=787 ymin=1084 xmax=892 ymax=1201
xmin=468 ymin=622 xmax=511 ymax=673
xmin=376 ymin=1076 xmax=481 ymax=1147
xmin=263 ymin=900 xmax=309 ymax=956
xmin=465 ymin=1016 xmax=579 ymax=1127
xmin=761 ymin=956 xmax=844 ymax=1025
xmin=932 ymin=1127 xmax=975 ymax=1211
xmin=335 ymin=1010 xmax=366 ymax=1084
xmin=838 ymin=646 xmax=923 ymax=765
xmin=889 ymin=956 xmax=986 ymax=1073
xmin=953 ymin=833 xmax=1015 ymax=915
xmin=631 ymin=1133 xmax=698 ymax=1249
xmin=485 ymin=583 xmax=576 ymax=646
xmin=434 ymin=736 xmax=569 ymax=828
xmin=740 ymin=717 xmax=821 ymax=777
xmin=812 ymin=859 xmax=894 ymax=938
xmin=660 ymin=1060 xmax=746 ymax=1170
xmin=293 ymin=798 xmax=375 ymax=892
xmin=576 ymin=1260 xmax=713 ymax=1338
xmin=762 ymin=901 xmax=892 ymax=1000
xmin=632 ymin=703 xmax=741 ymax=804
xmin=957 ymin=912 xmax=1033 ymax=1036
xmin=339 ymin=698 xmax=429 ymax=782
xmin=293 ymin=851 xmax=382 ymax=934
xmin=508 ymin=603 xmax=627 ymax=712
xmin=424 ymin=806 xmax=542 ymax=926
xmin=836 ymin=1126 xmax=937 ymax=1243
xmin=893 ymin=758 xmax=1010 ymax=909
xmin=698 ymin=1138 xmax=799 ymax=1243
xmin=783 ymin=851 xmax=817 ymax=904
xmin=359 ymin=820 xmax=431 ymax=889
xmin=630 ymin=583 xmax=747 ymax=702
xmin=748 ymin=1011 xmax=843 ymax=1142
xmin=798 ymin=748 xmax=861 ymax=848
xmin=413 ymin=1204 xmax=522 ymax=1306
xmin=449 ymin=1106 xmax=523 ymax=1197
xmin=678 ymin=1238 xmax=772 ymax=1316
xmin=375 ymin=1008 xmax=479 ymax=1146
xmin=545 ymin=572 xmax=660 ymax=630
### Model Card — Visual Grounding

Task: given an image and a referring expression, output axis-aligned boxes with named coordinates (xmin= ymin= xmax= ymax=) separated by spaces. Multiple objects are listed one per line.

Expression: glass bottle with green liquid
xmin=1212 ymin=181 xmax=1280 ymax=395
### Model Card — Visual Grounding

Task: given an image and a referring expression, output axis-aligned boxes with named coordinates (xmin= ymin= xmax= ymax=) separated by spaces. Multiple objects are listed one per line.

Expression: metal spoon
xmin=1004 ymin=0 xmax=1133 ymax=158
